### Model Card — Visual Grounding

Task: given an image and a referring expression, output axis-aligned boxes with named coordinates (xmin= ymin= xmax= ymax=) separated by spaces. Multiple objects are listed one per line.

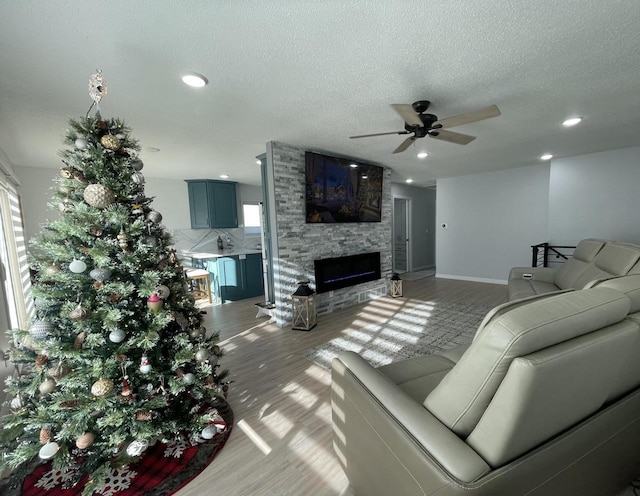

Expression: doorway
xmin=393 ymin=197 xmax=411 ymax=273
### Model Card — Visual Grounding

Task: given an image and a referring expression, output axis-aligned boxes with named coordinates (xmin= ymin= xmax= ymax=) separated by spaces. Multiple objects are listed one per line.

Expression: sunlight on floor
xmin=237 ymin=419 xmax=272 ymax=455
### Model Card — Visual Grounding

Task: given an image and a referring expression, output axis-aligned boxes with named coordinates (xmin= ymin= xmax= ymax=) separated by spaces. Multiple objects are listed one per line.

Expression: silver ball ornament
xmin=195 ymin=349 xmax=209 ymax=362
xmin=109 ymin=329 xmax=126 ymax=343
xmin=89 ymin=267 xmax=112 ymax=282
xmin=126 ymin=439 xmax=149 ymax=457
xmin=201 ymin=425 xmax=217 ymax=440
xmin=183 ymin=373 xmax=196 ymax=384
xmin=30 ymin=320 xmax=53 ymax=340
xmin=69 ymin=259 xmax=87 ymax=273
xmin=131 ymin=159 xmax=144 ymax=171
xmin=38 ymin=442 xmax=60 ymax=460
xmin=147 ymin=210 xmax=162 ymax=224
xmin=156 ymin=285 xmax=170 ymax=299
xmin=131 ymin=172 xmax=145 ymax=184
xmin=39 ymin=378 xmax=57 ymax=395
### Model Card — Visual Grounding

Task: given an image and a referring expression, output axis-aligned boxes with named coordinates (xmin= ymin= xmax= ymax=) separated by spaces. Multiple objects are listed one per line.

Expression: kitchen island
xmin=180 ymin=249 xmax=263 ymax=303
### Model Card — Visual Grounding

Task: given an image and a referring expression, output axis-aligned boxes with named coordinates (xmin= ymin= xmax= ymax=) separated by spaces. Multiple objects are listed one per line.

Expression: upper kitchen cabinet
xmin=185 ymin=180 xmax=238 ymax=229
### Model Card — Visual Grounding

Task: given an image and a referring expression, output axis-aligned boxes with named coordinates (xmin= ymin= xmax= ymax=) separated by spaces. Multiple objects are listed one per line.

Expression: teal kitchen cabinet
xmin=185 ymin=180 xmax=238 ymax=229
xmin=201 ymin=254 xmax=263 ymax=303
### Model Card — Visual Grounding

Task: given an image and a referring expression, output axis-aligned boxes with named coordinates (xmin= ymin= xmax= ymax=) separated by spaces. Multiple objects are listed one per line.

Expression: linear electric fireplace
xmin=314 ymin=252 xmax=381 ymax=294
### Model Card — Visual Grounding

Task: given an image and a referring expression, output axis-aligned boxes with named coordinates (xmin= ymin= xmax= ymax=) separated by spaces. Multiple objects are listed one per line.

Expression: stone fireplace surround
xmin=265 ymin=141 xmax=392 ymax=327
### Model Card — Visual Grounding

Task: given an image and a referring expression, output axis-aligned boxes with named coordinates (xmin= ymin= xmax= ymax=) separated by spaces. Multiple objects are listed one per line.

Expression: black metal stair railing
xmin=531 ymin=243 xmax=577 ymax=268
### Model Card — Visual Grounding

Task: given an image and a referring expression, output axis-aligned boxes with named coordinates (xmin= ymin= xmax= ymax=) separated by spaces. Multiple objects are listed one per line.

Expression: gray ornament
xmin=201 ymin=425 xmax=217 ymax=440
xmin=131 ymin=172 xmax=145 ymax=184
xmin=89 ymin=267 xmax=112 ymax=282
xmin=144 ymin=235 xmax=158 ymax=247
xmin=131 ymin=159 xmax=144 ymax=171
xmin=183 ymin=373 xmax=196 ymax=384
xmin=109 ymin=329 xmax=126 ymax=343
xmin=195 ymin=349 xmax=209 ymax=362
xmin=155 ymin=285 xmax=170 ymax=299
xmin=30 ymin=320 xmax=53 ymax=340
xmin=147 ymin=210 xmax=162 ymax=224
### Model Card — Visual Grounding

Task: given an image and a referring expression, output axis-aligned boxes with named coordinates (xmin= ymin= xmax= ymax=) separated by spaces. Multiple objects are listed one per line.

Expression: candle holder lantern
xmin=390 ymin=273 xmax=403 ymax=298
xmin=291 ymin=281 xmax=317 ymax=331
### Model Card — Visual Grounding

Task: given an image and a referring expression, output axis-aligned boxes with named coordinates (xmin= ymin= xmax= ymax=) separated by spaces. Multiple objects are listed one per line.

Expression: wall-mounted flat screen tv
xmin=305 ymin=151 xmax=383 ymax=223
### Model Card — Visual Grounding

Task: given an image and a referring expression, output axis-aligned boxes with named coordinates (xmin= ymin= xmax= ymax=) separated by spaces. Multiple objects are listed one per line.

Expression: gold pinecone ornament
xmin=91 ymin=378 xmax=114 ymax=397
xmin=83 ymin=184 xmax=115 ymax=209
xmin=100 ymin=134 xmax=121 ymax=151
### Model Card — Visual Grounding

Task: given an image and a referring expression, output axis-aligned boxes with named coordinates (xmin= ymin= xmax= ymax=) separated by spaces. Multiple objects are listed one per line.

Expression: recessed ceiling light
xmin=256 ymin=160 xmax=262 ymax=165
xmin=417 ymin=152 xmax=428 ymax=159
xmin=540 ymin=154 xmax=553 ymax=161
xmin=361 ymin=174 xmax=368 ymax=179
xmin=562 ymin=117 xmax=582 ymax=127
xmin=349 ymin=163 xmax=358 ymax=168
xmin=406 ymin=179 xmax=414 ymax=184
xmin=181 ymin=73 xmax=208 ymax=88
xmin=220 ymin=174 xmax=229 ymax=179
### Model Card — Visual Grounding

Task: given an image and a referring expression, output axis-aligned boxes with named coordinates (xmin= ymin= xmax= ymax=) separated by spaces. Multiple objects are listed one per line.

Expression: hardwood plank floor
xmin=176 ymin=277 xmax=508 ymax=496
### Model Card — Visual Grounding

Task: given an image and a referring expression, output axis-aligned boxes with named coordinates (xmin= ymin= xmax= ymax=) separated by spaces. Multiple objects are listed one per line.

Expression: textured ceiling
xmin=1 ymin=1 xmax=639 ymax=187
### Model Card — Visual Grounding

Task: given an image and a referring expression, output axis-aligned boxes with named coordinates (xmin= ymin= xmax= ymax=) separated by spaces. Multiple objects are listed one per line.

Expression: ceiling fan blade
xmin=434 ymin=105 xmax=501 ymax=129
xmin=429 ymin=129 xmax=476 ymax=145
xmin=390 ymin=104 xmax=423 ymax=127
xmin=349 ymin=130 xmax=410 ymax=139
xmin=392 ymin=137 xmax=416 ymax=154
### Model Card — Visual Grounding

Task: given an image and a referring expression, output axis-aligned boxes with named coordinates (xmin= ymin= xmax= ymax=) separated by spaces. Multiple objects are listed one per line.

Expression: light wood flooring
xmin=175 ymin=277 xmax=507 ymax=496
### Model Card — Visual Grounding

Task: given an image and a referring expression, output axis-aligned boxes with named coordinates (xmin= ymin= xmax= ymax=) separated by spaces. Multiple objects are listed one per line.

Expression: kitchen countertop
xmin=180 ymin=249 xmax=262 ymax=259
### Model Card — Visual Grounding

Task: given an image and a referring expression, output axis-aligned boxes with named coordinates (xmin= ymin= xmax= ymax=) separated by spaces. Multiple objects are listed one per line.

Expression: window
xmin=243 ymin=203 xmax=261 ymax=235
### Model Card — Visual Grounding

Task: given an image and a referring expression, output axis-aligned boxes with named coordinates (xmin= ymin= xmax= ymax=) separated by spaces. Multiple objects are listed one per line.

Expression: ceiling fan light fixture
xmin=417 ymin=152 xmax=428 ymax=159
xmin=540 ymin=154 xmax=553 ymax=161
xmin=562 ymin=117 xmax=582 ymax=127
xmin=181 ymin=73 xmax=208 ymax=88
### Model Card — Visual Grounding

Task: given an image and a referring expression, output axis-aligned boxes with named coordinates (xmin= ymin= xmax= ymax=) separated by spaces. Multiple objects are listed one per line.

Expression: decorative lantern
xmin=390 ymin=273 xmax=403 ymax=298
xmin=291 ymin=281 xmax=317 ymax=331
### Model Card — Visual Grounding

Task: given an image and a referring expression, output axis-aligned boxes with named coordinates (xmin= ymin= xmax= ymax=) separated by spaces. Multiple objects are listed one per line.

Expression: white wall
xmin=436 ymin=164 xmax=550 ymax=283
xmin=548 ymin=146 xmax=640 ymax=245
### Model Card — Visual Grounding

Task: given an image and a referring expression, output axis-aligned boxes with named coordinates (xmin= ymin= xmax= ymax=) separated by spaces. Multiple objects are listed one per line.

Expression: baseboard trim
xmin=436 ymin=273 xmax=507 ymax=285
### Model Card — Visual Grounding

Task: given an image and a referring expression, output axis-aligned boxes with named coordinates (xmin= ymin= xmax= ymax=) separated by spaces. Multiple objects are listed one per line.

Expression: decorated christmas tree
xmin=0 ymin=72 xmax=229 ymax=495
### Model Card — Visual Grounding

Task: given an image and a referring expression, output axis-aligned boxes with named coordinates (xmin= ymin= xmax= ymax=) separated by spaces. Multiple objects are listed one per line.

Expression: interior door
xmin=393 ymin=197 xmax=411 ymax=273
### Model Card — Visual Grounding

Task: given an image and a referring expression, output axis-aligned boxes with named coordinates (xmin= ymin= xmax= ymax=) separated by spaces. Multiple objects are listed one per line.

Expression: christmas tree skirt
xmin=5 ymin=400 xmax=233 ymax=496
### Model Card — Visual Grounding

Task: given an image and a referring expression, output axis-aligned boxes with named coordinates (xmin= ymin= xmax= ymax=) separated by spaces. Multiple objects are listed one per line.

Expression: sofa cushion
xmin=553 ymin=238 xmax=607 ymax=289
xmin=474 ymin=289 xmax=572 ymax=342
xmin=423 ymin=287 xmax=631 ymax=437
xmin=377 ymin=354 xmax=457 ymax=402
xmin=570 ymin=243 xmax=640 ymax=289
xmin=588 ymin=274 xmax=640 ymax=313
xmin=507 ymin=279 xmax=560 ymax=300
xmin=466 ymin=319 xmax=640 ymax=467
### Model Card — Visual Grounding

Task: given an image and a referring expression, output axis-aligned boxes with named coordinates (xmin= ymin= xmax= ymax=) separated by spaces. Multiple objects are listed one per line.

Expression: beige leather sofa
xmin=507 ymin=238 xmax=640 ymax=301
xmin=331 ymin=275 xmax=640 ymax=496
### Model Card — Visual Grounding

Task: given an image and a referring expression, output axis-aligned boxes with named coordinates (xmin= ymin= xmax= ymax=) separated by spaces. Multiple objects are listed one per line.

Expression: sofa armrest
xmin=332 ymin=352 xmax=490 ymax=489
xmin=508 ymin=266 xmax=557 ymax=283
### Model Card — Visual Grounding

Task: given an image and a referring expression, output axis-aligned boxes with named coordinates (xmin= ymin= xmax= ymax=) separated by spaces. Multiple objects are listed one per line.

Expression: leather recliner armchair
xmin=331 ymin=275 xmax=640 ymax=495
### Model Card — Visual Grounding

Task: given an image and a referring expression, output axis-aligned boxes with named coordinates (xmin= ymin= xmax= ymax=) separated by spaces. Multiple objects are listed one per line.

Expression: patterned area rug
xmin=302 ymin=299 xmax=492 ymax=370
xmin=0 ymin=399 xmax=233 ymax=496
